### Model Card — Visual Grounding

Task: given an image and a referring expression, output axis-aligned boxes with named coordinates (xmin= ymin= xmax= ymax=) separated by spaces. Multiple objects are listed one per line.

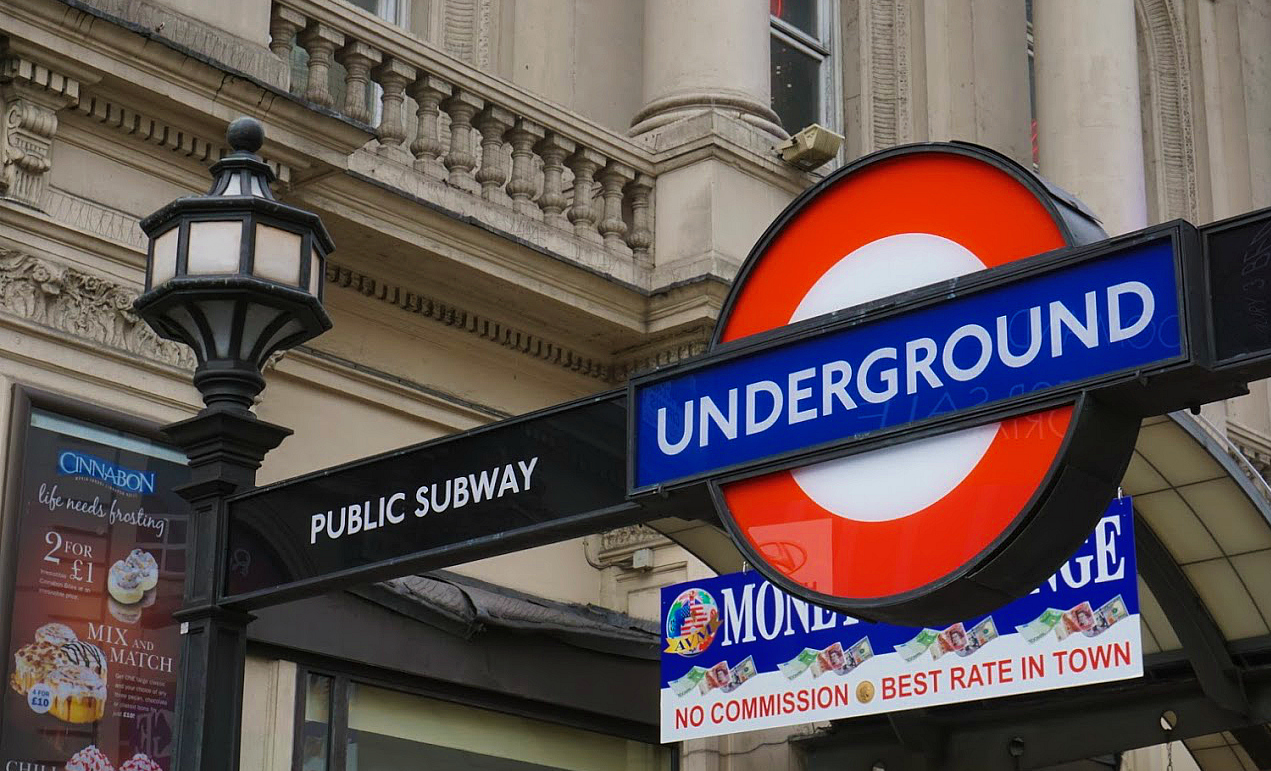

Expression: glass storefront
xmin=300 ymin=673 xmax=670 ymax=771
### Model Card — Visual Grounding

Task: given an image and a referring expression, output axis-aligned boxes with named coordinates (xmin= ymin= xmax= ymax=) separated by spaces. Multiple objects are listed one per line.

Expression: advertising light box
xmin=659 ymin=497 xmax=1141 ymax=742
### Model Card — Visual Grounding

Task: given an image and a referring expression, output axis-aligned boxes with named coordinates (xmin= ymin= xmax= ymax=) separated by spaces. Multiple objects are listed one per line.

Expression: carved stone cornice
xmin=614 ymin=324 xmax=712 ymax=382
xmin=0 ymin=249 xmax=194 ymax=368
xmin=598 ymin=525 xmax=671 ymax=559
xmin=1 ymin=52 xmax=81 ymax=207
xmin=325 ymin=261 xmax=614 ymax=381
xmin=73 ymin=92 xmax=293 ymax=185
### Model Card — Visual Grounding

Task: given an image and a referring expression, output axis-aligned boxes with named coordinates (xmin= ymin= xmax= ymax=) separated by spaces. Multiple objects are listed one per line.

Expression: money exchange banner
xmin=659 ymin=498 xmax=1140 ymax=742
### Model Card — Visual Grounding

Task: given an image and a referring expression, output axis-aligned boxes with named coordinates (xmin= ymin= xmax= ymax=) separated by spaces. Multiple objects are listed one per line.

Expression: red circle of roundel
xmin=714 ymin=149 xmax=1086 ymax=611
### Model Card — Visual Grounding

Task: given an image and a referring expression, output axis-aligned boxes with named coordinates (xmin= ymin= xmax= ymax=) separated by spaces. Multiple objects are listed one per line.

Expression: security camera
xmin=776 ymin=124 xmax=844 ymax=171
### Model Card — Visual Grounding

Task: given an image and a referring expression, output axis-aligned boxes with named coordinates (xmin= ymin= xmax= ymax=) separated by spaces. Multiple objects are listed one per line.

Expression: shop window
xmin=300 ymin=673 xmax=334 ymax=771
xmin=770 ymin=0 xmax=838 ymax=134
xmin=296 ymin=670 xmax=671 ymax=771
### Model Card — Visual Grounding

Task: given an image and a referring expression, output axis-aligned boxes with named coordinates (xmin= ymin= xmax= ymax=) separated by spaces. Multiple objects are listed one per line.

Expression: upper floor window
xmin=770 ymin=0 xmax=836 ymax=133
xmin=343 ymin=0 xmax=405 ymax=26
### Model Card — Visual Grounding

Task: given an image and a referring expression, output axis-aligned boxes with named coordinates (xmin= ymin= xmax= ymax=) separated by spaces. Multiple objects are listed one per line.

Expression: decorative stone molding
xmin=861 ymin=0 xmax=911 ymax=151
xmin=1 ymin=55 xmax=80 ymax=208
xmin=1227 ymin=422 xmax=1271 ymax=484
xmin=614 ymin=325 xmax=713 ymax=382
xmin=0 ymin=250 xmax=195 ymax=369
xmin=72 ymin=93 xmax=293 ymax=184
xmin=598 ymin=525 xmax=672 ymax=559
xmin=325 ymin=262 xmax=613 ymax=380
xmin=1136 ymin=0 xmax=1199 ymax=221
xmin=42 ymin=188 xmax=146 ymax=249
xmin=442 ymin=0 xmax=496 ymax=69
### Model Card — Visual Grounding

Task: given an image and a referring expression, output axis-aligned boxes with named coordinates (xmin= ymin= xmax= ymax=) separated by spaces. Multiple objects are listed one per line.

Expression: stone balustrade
xmin=269 ymin=0 xmax=655 ymax=263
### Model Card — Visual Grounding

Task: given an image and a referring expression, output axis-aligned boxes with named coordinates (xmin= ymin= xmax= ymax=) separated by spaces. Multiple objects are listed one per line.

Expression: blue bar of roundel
xmin=634 ymin=238 xmax=1181 ymax=488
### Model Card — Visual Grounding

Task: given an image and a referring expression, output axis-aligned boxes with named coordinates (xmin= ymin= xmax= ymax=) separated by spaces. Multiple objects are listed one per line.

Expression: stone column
xmin=1034 ymin=0 xmax=1148 ymax=235
xmin=630 ymin=0 xmax=783 ymax=138
xmin=921 ymin=0 xmax=1031 ymax=165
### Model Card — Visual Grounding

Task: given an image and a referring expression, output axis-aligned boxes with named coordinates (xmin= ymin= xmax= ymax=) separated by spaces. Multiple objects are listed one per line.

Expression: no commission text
xmin=654 ymin=281 xmax=1158 ymax=456
xmin=309 ymin=457 xmax=538 ymax=543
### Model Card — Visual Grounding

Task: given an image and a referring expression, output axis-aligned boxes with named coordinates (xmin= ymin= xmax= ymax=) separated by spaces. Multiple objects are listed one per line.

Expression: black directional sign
xmin=222 ymin=391 xmax=637 ymax=608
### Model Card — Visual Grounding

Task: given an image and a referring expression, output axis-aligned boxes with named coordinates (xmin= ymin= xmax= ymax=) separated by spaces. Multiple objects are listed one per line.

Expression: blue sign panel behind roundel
xmin=708 ymin=144 xmax=1143 ymax=625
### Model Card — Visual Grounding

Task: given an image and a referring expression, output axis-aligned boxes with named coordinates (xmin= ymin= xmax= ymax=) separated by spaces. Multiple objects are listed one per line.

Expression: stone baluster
xmin=297 ymin=23 xmax=344 ymax=109
xmin=474 ymin=105 xmax=514 ymax=204
xmin=565 ymin=148 xmax=605 ymax=243
xmin=441 ymin=90 xmax=482 ymax=193
xmin=625 ymin=173 xmax=654 ymax=263
xmin=597 ymin=161 xmax=634 ymax=255
xmin=269 ymin=6 xmax=306 ymax=60
xmin=504 ymin=118 xmax=545 ymax=218
xmin=373 ymin=59 xmax=416 ymax=148
xmin=534 ymin=133 xmax=575 ymax=228
xmin=408 ymin=75 xmax=452 ymax=179
xmin=335 ymin=42 xmax=381 ymax=125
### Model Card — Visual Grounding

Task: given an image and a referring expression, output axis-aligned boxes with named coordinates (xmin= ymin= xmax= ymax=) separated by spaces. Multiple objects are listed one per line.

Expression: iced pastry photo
xmin=9 ymin=623 xmax=108 ymax=724
xmin=107 ymin=550 xmax=158 ymax=609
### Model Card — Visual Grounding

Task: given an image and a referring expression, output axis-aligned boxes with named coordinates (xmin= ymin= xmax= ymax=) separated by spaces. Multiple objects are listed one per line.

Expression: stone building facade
xmin=0 ymin=0 xmax=1268 ymax=769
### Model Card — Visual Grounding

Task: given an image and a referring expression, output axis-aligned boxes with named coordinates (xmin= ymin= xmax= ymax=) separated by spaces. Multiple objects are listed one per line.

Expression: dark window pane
xmin=771 ymin=37 xmax=821 ymax=132
xmin=301 ymin=673 xmax=332 ymax=771
xmin=771 ymin=0 xmax=817 ymax=37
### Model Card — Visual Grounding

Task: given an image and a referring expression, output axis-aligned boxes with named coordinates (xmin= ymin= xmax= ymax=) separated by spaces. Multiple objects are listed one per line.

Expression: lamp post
xmin=133 ymin=117 xmax=335 ymax=771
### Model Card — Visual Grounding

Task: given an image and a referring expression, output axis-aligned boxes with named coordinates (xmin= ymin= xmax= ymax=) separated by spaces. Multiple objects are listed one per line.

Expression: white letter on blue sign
xmin=996 ymin=307 xmax=1043 ymax=368
xmin=1049 ymin=291 xmax=1100 ymax=357
xmin=657 ymin=402 xmax=693 ymax=455
xmin=904 ymin=338 xmax=942 ymax=394
xmin=821 ymin=361 xmax=856 ymax=415
xmin=699 ymin=389 xmax=739 ymax=447
xmin=1107 ymin=281 xmax=1155 ymax=343
xmin=943 ymin=324 xmax=994 ymax=382
xmin=746 ymin=380 xmax=784 ymax=434
xmin=858 ymin=347 xmax=898 ymax=403
xmin=787 ymin=368 xmax=817 ymax=424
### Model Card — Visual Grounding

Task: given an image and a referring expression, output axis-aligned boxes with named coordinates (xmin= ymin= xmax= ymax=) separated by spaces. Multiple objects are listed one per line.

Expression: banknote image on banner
xmin=1 ymin=408 xmax=189 ymax=771
xmin=659 ymin=497 xmax=1140 ymax=742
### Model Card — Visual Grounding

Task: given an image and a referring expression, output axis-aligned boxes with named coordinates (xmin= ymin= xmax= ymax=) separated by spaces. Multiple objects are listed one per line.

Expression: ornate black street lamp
xmin=134 ymin=117 xmax=334 ymax=771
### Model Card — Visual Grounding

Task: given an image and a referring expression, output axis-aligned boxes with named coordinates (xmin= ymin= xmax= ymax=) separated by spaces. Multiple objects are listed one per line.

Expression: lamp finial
xmin=226 ymin=116 xmax=264 ymax=155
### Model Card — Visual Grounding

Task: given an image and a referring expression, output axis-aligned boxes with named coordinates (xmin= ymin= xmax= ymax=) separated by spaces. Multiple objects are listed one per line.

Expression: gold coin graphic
xmin=856 ymin=680 xmax=875 ymax=703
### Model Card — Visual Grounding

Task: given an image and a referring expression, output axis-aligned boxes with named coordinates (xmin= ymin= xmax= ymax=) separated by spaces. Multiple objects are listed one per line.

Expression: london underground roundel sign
xmin=698 ymin=144 xmax=1141 ymax=624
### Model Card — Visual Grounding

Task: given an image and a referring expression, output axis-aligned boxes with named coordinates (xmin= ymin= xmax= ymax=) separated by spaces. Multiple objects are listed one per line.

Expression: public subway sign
xmin=659 ymin=499 xmax=1141 ymax=742
xmin=630 ymin=143 xmax=1271 ymax=626
xmin=220 ymin=392 xmax=634 ymax=607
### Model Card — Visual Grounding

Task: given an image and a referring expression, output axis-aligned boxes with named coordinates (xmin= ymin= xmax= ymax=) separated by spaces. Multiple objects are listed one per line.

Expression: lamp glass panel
xmin=151 ymin=228 xmax=179 ymax=285
xmin=223 ymin=176 xmax=242 ymax=196
xmin=187 ymin=220 xmax=245 ymax=275
xmin=251 ymin=177 xmax=267 ymax=197
xmin=252 ymin=225 xmax=303 ymax=285
xmin=238 ymin=303 xmax=286 ymax=361
xmin=310 ymin=248 xmax=322 ymax=296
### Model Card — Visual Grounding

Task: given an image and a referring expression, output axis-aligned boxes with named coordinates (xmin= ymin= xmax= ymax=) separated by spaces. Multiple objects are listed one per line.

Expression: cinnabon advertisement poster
xmin=2 ymin=410 xmax=188 ymax=771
